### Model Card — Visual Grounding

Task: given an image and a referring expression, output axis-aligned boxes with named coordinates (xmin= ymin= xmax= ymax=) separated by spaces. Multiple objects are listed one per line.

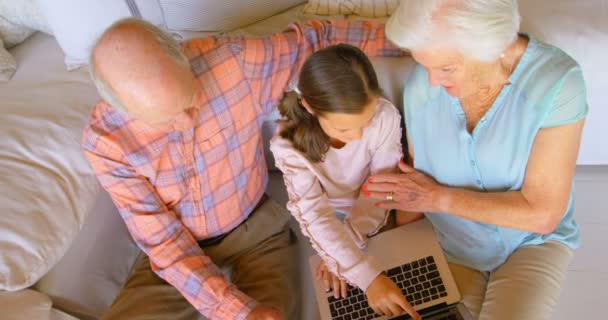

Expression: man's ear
xmin=299 ymin=97 xmax=315 ymax=115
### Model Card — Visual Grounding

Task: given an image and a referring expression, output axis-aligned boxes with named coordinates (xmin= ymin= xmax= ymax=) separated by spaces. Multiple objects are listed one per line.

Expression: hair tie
xmin=293 ymin=86 xmax=302 ymax=97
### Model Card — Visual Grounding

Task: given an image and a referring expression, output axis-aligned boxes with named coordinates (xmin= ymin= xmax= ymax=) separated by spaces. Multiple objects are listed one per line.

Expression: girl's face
xmin=312 ymin=98 xmax=378 ymax=144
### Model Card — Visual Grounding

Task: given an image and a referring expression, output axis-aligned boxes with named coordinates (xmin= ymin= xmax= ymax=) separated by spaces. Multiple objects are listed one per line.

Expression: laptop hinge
xmin=390 ymin=302 xmax=450 ymax=319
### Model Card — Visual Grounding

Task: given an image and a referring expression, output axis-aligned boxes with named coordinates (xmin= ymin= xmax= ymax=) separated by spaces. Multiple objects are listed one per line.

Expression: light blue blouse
xmin=403 ymin=35 xmax=588 ymax=271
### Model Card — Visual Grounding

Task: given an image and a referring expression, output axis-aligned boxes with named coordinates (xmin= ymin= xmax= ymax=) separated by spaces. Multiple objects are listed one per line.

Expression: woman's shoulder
xmin=521 ymin=36 xmax=585 ymax=91
xmin=515 ymin=36 xmax=587 ymax=116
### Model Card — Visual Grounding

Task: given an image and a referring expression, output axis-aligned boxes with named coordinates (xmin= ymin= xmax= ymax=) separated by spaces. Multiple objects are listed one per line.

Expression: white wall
xmin=519 ymin=0 xmax=608 ymax=164
xmin=579 ymin=97 xmax=607 ymax=165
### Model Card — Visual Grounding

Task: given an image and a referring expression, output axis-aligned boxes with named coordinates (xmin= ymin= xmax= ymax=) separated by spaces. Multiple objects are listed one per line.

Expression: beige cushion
xmin=0 ymin=38 xmax=16 ymax=80
xmin=0 ymin=32 xmax=101 ymax=291
xmin=304 ymin=0 xmax=398 ymax=17
xmin=0 ymin=289 xmax=53 ymax=320
xmin=157 ymin=0 xmax=306 ymax=32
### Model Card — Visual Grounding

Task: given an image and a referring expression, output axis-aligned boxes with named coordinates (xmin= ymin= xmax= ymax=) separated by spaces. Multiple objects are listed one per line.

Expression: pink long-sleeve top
xmin=270 ymin=98 xmax=403 ymax=291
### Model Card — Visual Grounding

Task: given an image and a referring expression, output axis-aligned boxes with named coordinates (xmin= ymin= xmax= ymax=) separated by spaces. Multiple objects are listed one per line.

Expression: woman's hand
xmin=366 ymin=274 xmax=421 ymax=320
xmin=363 ymin=160 xmax=447 ymax=213
xmin=316 ymin=261 xmax=349 ymax=299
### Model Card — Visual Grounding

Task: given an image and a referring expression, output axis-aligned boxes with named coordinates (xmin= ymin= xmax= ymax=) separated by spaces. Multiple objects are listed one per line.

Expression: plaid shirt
xmin=82 ymin=20 xmax=402 ymax=320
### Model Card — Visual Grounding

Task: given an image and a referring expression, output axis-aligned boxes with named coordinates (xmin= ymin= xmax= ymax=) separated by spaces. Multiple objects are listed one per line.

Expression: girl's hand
xmin=363 ymin=161 xmax=447 ymax=213
xmin=316 ymin=261 xmax=349 ymax=299
xmin=366 ymin=274 xmax=421 ymax=320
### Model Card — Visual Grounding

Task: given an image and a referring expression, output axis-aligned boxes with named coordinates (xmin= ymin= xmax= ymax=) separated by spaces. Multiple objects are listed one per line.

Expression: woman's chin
xmin=443 ymin=86 xmax=460 ymax=97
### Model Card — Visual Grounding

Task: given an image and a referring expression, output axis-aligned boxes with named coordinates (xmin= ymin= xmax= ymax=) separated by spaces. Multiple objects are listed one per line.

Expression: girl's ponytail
xmin=278 ymin=91 xmax=329 ymax=162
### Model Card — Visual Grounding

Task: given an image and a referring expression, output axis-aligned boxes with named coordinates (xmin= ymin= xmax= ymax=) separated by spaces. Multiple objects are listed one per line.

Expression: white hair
xmin=386 ymin=0 xmax=520 ymax=62
xmin=88 ymin=18 xmax=189 ymax=113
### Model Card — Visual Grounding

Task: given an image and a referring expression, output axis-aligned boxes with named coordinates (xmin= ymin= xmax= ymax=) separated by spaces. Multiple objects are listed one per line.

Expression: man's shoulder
xmin=182 ymin=36 xmax=243 ymax=60
xmin=81 ymin=100 xmax=127 ymax=154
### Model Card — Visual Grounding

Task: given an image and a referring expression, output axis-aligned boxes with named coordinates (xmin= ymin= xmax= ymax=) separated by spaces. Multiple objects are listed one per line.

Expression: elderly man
xmin=82 ymin=18 xmax=401 ymax=320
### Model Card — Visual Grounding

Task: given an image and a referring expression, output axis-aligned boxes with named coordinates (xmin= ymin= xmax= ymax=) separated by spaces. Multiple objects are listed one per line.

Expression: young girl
xmin=270 ymin=44 xmax=419 ymax=318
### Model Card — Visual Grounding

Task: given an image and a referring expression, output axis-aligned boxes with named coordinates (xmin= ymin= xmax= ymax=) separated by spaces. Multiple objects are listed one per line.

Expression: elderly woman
xmin=363 ymin=0 xmax=588 ymax=319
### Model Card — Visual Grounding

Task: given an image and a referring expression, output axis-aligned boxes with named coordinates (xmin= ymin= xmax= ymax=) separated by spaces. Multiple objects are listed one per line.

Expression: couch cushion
xmin=38 ymin=0 xmax=132 ymax=69
xmin=35 ymin=191 xmax=140 ymax=319
xmin=38 ymin=0 xmax=308 ymax=69
xmin=0 ymin=32 xmax=101 ymax=291
xmin=0 ymin=289 xmax=53 ymax=320
xmin=157 ymin=0 xmax=305 ymax=32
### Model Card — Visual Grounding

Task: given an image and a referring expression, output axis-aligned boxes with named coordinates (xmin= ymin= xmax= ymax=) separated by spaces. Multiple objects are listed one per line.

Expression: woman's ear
xmin=300 ymin=97 xmax=315 ymax=115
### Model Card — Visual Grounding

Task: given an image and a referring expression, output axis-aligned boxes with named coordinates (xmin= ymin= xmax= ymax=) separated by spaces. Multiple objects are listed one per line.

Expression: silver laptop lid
xmin=310 ymin=218 xmax=461 ymax=320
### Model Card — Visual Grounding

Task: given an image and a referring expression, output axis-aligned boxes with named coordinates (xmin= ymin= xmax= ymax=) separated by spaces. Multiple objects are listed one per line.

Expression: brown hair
xmin=278 ymin=44 xmax=382 ymax=162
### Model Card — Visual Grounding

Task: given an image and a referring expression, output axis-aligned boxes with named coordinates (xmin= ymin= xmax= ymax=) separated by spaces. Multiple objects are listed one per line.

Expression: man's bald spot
xmin=92 ymin=21 xmax=173 ymax=85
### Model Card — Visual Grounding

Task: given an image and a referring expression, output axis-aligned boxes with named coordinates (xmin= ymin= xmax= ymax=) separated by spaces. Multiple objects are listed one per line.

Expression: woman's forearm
xmin=438 ymin=187 xmax=560 ymax=234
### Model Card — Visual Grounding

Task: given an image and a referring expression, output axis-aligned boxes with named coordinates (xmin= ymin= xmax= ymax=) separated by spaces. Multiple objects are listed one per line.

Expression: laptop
xmin=310 ymin=218 xmax=474 ymax=320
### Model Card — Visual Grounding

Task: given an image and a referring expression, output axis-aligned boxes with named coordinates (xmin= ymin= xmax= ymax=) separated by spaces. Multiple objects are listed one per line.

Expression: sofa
xmin=1 ymin=1 xmax=606 ymax=319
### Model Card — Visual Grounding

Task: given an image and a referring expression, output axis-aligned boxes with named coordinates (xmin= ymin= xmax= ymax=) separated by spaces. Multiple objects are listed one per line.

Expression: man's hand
xmin=246 ymin=305 xmax=283 ymax=320
xmin=366 ymin=274 xmax=421 ymax=320
xmin=316 ymin=261 xmax=349 ymax=298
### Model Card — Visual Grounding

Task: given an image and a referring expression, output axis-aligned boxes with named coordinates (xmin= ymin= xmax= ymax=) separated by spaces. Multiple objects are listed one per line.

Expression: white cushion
xmin=39 ymin=0 xmax=132 ymax=70
xmin=0 ymin=0 xmax=52 ymax=36
xmin=0 ymin=289 xmax=53 ymax=320
xmin=0 ymin=16 xmax=34 ymax=49
xmin=0 ymin=0 xmax=51 ymax=80
xmin=304 ymin=0 xmax=398 ymax=17
xmin=0 ymin=32 xmax=101 ymax=291
xmin=38 ymin=0 xmax=307 ymax=69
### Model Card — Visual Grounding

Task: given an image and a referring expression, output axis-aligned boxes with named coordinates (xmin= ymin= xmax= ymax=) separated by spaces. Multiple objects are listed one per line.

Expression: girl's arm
xmin=270 ymin=137 xmax=383 ymax=292
xmin=347 ymin=101 xmax=415 ymax=240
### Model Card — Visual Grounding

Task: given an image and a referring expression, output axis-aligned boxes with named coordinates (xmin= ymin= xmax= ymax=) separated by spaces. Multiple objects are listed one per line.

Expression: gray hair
xmin=386 ymin=0 xmax=520 ymax=62
xmin=88 ymin=18 xmax=190 ymax=113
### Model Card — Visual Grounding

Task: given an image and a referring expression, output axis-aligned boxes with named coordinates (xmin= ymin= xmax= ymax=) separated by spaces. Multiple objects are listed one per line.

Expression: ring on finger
xmin=386 ymin=191 xmax=394 ymax=202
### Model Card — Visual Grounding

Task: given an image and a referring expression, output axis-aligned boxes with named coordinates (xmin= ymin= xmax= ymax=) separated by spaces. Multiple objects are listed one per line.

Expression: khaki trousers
xmin=449 ymin=241 xmax=573 ymax=320
xmin=102 ymin=198 xmax=299 ymax=320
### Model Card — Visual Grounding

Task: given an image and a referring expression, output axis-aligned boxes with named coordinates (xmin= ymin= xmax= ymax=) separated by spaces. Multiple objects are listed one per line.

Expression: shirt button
xmin=471 ymin=160 xmax=476 ymax=167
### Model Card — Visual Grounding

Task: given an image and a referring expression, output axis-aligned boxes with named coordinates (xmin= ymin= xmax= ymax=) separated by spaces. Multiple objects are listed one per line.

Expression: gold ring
xmin=386 ymin=192 xmax=394 ymax=202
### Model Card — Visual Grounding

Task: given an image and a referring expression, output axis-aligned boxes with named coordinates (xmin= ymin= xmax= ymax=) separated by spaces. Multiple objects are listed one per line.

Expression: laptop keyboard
xmin=327 ymin=256 xmax=447 ymax=320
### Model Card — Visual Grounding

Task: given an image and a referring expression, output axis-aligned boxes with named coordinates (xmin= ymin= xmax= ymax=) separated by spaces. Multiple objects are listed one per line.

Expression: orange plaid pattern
xmin=82 ymin=20 xmax=402 ymax=319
